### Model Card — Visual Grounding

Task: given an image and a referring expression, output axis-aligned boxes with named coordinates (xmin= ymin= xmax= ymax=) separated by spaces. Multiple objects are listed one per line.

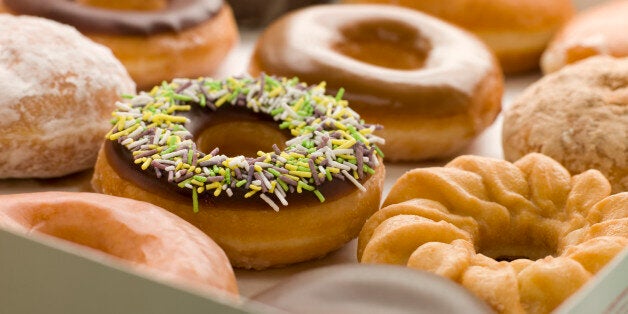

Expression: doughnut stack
xmin=1 ymin=1 xmax=627 ymax=314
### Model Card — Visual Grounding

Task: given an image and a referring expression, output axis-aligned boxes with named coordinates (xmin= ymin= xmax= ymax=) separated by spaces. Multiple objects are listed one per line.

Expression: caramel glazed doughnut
xmin=343 ymin=0 xmax=575 ymax=74
xmin=92 ymin=75 xmax=386 ymax=269
xmin=250 ymin=4 xmax=503 ymax=162
xmin=358 ymin=153 xmax=628 ymax=313
xmin=0 ymin=14 xmax=135 ymax=178
xmin=0 ymin=192 xmax=238 ymax=296
xmin=0 ymin=0 xmax=238 ymax=90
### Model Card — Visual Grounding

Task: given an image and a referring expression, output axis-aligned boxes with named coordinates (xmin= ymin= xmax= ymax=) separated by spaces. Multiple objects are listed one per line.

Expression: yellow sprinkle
xmin=188 ymin=166 xmax=196 ymax=172
xmin=257 ymin=151 xmax=265 ymax=157
xmin=218 ymin=168 xmax=226 ymax=176
xmin=244 ymin=190 xmax=257 ymax=198
xmin=338 ymin=100 xmax=349 ymax=107
xmin=197 ymin=187 xmax=204 ymax=193
xmin=359 ymin=128 xmax=373 ymax=135
xmin=191 ymin=179 xmax=204 ymax=186
xmin=195 ymin=168 xmax=202 ymax=174
xmin=316 ymin=81 xmax=326 ymax=89
xmin=166 ymin=105 xmax=191 ymax=114
xmin=205 ymin=182 xmax=221 ymax=190
xmin=284 ymin=174 xmax=300 ymax=181
xmin=175 ymin=163 xmax=183 ymax=171
xmin=269 ymin=181 xmax=276 ymax=194
xmin=338 ymin=138 xmax=357 ymax=149
xmin=213 ymin=187 xmax=222 ymax=197
xmin=151 ymin=154 xmax=160 ymax=159
xmin=328 ymin=167 xmax=340 ymax=174
xmin=280 ymin=152 xmax=290 ymax=159
xmin=254 ymin=165 xmax=263 ymax=172
xmin=134 ymin=157 xmax=145 ymax=165
xmin=337 ymin=154 xmax=356 ymax=160
xmin=297 ymin=184 xmax=302 ymax=193
xmin=290 ymin=129 xmax=300 ymax=136
xmin=334 ymin=122 xmax=347 ymax=130
xmin=292 ymin=98 xmax=304 ymax=112
xmin=354 ymin=171 xmax=359 ymax=180
xmin=268 ymin=86 xmax=283 ymax=97
xmin=289 ymin=152 xmax=305 ymax=159
xmin=150 ymin=86 xmax=159 ymax=95
xmin=198 ymin=155 xmax=212 ymax=163
xmin=289 ymin=170 xmax=312 ymax=178
xmin=152 ymin=114 xmax=187 ymax=123
xmin=117 ymin=116 xmax=126 ymax=131
xmin=249 ymin=185 xmax=261 ymax=191
xmin=264 ymin=155 xmax=271 ymax=163
xmin=285 ymin=164 xmax=298 ymax=171
xmin=297 ymin=162 xmax=309 ymax=168
xmin=215 ymin=93 xmax=230 ymax=107
xmin=145 ymin=122 xmax=158 ymax=129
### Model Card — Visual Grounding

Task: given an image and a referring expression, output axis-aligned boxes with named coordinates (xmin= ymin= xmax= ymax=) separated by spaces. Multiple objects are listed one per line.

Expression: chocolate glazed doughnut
xmin=0 ymin=0 xmax=238 ymax=90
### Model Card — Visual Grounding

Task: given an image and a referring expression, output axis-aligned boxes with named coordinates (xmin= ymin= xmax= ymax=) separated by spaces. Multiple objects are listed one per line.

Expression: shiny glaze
xmin=250 ymin=4 xmax=494 ymax=117
xmin=104 ymin=105 xmax=366 ymax=208
xmin=3 ymin=0 xmax=222 ymax=35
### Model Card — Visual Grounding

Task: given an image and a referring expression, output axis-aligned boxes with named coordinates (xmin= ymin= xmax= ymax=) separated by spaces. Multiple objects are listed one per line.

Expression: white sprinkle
xmin=161 ymin=150 xmax=185 ymax=159
xmin=153 ymin=128 xmax=162 ymax=145
xmin=226 ymin=188 xmax=233 ymax=197
xmin=165 ymin=166 xmax=175 ymax=171
xmin=329 ymin=160 xmax=351 ymax=171
xmin=332 ymin=149 xmax=354 ymax=155
xmin=121 ymin=138 xmax=133 ymax=145
xmin=260 ymin=194 xmax=280 ymax=212
xmin=127 ymin=126 xmax=144 ymax=139
xmin=342 ymin=170 xmax=366 ymax=192
xmin=343 ymin=161 xmax=357 ymax=171
xmin=126 ymin=138 xmax=148 ymax=150
xmin=274 ymin=188 xmax=288 ymax=206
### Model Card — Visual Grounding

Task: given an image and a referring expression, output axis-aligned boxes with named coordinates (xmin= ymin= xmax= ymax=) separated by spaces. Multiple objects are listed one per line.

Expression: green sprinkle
xmin=313 ymin=190 xmax=325 ymax=203
xmin=178 ymin=178 xmax=192 ymax=188
xmin=298 ymin=181 xmax=315 ymax=191
xmin=276 ymin=178 xmax=288 ymax=191
xmin=187 ymin=150 xmax=193 ymax=164
xmin=174 ymin=94 xmax=193 ymax=101
xmin=325 ymin=169 xmax=332 ymax=181
xmin=199 ymin=93 xmax=206 ymax=107
xmin=279 ymin=121 xmax=291 ymax=129
xmin=193 ymin=175 xmax=207 ymax=182
xmin=225 ymin=169 xmax=231 ymax=184
xmin=363 ymin=165 xmax=375 ymax=175
xmin=335 ymin=87 xmax=345 ymax=101
xmin=375 ymin=146 xmax=385 ymax=158
xmin=268 ymin=168 xmax=281 ymax=177
xmin=192 ymin=189 xmax=199 ymax=213
xmin=121 ymin=93 xmax=135 ymax=99
xmin=161 ymin=146 xmax=176 ymax=155
xmin=236 ymin=180 xmax=247 ymax=187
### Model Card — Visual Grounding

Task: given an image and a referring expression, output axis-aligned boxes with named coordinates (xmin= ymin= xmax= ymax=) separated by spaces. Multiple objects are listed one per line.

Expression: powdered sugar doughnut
xmin=0 ymin=14 xmax=135 ymax=178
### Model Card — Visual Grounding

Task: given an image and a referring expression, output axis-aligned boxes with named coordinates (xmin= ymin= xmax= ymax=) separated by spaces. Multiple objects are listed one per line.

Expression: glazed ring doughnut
xmin=0 ymin=192 xmax=238 ymax=296
xmin=250 ymin=4 xmax=503 ymax=162
xmin=0 ymin=0 xmax=238 ymax=90
xmin=342 ymin=0 xmax=575 ymax=74
xmin=92 ymin=75 xmax=386 ymax=269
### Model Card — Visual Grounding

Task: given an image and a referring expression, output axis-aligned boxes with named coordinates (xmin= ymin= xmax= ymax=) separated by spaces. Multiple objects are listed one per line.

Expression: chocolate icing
xmin=104 ymin=105 xmax=366 ymax=208
xmin=227 ymin=0 xmax=331 ymax=27
xmin=252 ymin=264 xmax=492 ymax=314
xmin=3 ymin=0 xmax=223 ymax=35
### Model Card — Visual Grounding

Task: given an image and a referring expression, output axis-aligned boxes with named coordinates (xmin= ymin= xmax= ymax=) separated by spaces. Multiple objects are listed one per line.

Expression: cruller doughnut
xmin=0 ymin=192 xmax=238 ymax=296
xmin=0 ymin=0 xmax=238 ymax=90
xmin=250 ymin=4 xmax=503 ymax=162
xmin=92 ymin=75 xmax=386 ymax=269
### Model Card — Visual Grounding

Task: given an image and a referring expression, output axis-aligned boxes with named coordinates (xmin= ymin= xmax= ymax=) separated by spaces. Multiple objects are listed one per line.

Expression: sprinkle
xmin=107 ymin=75 xmax=382 ymax=212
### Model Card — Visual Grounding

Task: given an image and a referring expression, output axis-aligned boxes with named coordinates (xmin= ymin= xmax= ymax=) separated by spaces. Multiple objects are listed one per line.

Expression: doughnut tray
xmin=1 ymin=28 xmax=627 ymax=314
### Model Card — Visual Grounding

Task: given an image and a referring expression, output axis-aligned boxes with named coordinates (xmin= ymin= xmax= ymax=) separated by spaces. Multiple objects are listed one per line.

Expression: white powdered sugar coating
xmin=0 ymin=14 xmax=135 ymax=178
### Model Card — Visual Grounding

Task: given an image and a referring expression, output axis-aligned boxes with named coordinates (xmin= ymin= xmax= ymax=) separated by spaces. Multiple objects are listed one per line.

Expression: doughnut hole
xmin=333 ymin=19 xmax=430 ymax=70
xmin=195 ymin=121 xmax=288 ymax=157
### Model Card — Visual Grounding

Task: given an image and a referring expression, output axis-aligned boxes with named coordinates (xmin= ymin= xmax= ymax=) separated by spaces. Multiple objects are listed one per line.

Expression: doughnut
xmin=0 ymin=192 xmax=238 ymax=296
xmin=249 ymin=4 xmax=503 ymax=162
xmin=343 ymin=0 xmax=575 ymax=74
xmin=0 ymin=0 xmax=239 ymax=90
xmin=252 ymin=264 xmax=492 ymax=313
xmin=541 ymin=0 xmax=628 ymax=73
xmin=503 ymin=56 xmax=628 ymax=193
xmin=0 ymin=14 xmax=134 ymax=178
xmin=358 ymin=153 xmax=628 ymax=313
xmin=227 ymin=0 xmax=331 ymax=27
xmin=91 ymin=75 xmax=386 ymax=269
